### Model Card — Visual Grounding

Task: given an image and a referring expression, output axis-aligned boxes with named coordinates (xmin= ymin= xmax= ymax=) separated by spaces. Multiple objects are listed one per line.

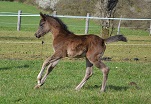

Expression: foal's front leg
xmin=34 ymin=55 xmax=60 ymax=89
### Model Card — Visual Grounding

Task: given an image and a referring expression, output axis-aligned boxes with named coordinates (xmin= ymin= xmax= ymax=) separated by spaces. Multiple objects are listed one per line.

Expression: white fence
xmin=0 ymin=10 xmax=151 ymax=35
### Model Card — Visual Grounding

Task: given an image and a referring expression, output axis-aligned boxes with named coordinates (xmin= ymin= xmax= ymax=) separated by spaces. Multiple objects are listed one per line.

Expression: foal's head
xmin=35 ymin=12 xmax=72 ymax=38
xmin=35 ymin=12 xmax=52 ymax=38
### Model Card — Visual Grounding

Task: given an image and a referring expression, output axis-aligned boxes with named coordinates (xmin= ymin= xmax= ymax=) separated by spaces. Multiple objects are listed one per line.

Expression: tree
xmin=35 ymin=0 xmax=59 ymax=12
xmin=95 ymin=0 xmax=118 ymax=38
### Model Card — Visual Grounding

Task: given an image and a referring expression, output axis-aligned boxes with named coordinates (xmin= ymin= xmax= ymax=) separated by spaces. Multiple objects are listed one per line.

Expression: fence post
xmin=149 ymin=21 xmax=151 ymax=36
xmin=17 ymin=10 xmax=22 ymax=31
xmin=85 ymin=13 xmax=90 ymax=34
xmin=53 ymin=11 xmax=57 ymax=17
xmin=117 ymin=15 xmax=122 ymax=35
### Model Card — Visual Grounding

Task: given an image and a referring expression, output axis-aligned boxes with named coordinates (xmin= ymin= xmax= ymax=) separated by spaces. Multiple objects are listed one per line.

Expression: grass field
xmin=0 ymin=31 xmax=151 ymax=104
xmin=0 ymin=59 xmax=151 ymax=104
xmin=0 ymin=1 xmax=151 ymax=104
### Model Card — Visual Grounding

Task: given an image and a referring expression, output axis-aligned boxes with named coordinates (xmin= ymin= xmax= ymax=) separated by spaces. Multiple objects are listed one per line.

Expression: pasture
xmin=0 ymin=31 xmax=151 ymax=104
xmin=0 ymin=1 xmax=151 ymax=104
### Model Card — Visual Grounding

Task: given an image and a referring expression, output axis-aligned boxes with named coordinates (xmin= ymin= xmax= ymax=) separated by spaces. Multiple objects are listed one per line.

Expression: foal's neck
xmin=48 ymin=17 xmax=73 ymax=39
xmin=51 ymin=28 xmax=71 ymax=39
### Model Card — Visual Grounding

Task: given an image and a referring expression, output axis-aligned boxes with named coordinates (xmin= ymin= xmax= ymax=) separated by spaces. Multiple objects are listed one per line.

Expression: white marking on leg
xmin=37 ymin=66 xmax=45 ymax=85
xmin=40 ymin=60 xmax=59 ymax=86
xmin=100 ymin=67 xmax=109 ymax=92
xmin=75 ymin=67 xmax=93 ymax=90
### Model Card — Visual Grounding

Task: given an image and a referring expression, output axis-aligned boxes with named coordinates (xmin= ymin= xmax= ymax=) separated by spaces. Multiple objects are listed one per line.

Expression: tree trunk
xmin=96 ymin=0 xmax=118 ymax=38
xmin=102 ymin=27 xmax=109 ymax=39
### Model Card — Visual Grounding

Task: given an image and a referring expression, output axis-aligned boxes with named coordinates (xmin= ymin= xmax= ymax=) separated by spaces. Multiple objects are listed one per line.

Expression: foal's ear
xmin=40 ymin=12 xmax=46 ymax=21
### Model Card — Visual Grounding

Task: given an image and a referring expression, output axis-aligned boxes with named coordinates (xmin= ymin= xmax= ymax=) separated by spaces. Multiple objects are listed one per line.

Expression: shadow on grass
xmin=0 ymin=36 xmax=35 ymax=41
xmin=130 ymin=39 xmax=151 ymax=42
xmin=107 ymin=85 xmax=128 ymax=91
xmin=84 ymin=84 xmax=128 ymax=91
xmin=42 ymin=85 xmax=72 ymax=91
xmin=0 ymin=64 xmax=30 ymax=70
xmin=37 ymin=84 xmax=129 ymax=92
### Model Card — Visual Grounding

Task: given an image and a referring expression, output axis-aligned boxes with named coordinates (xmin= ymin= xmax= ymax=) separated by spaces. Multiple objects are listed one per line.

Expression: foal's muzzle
xmin=35 ymin=33 xmax=41 ymax=38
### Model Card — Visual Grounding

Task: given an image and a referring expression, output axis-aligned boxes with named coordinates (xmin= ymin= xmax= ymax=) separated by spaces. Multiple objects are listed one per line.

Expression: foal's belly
xmin=67 ymin=49 xmax=86 ymax=58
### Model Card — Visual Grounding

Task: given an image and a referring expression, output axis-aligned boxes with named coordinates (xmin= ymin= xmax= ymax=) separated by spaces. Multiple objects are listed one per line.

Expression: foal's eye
xmin=40 ymin=23 xmax=45 ymax=27
xmin=40 ymin=24 xmax=43 ymax=27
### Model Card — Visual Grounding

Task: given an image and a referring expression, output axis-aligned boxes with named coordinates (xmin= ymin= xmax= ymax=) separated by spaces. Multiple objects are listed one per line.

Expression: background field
xmin=0 ymin=1 xmax=151 ymax=104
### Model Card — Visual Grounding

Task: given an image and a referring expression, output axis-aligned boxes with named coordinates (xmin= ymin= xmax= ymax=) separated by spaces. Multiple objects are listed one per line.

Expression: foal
xmin=34 ymin=12 xmax=127 ymax=92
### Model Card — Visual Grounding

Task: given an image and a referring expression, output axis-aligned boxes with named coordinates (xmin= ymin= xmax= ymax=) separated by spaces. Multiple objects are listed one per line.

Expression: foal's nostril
xmin=35 ymin=33 xmax=38 ymax=38
xmin=35 ymin=34 xmax=40 ymax=38
xmin=36 ymin=35 xmax=39 ymax=38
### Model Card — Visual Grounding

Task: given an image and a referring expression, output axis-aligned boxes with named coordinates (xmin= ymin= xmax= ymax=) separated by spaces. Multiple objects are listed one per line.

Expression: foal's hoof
xmin=34 ymin=85 xmax=41 ymax=89
xmin=75 ymin=86 xmax=81 ymax=91
xmin=100 ymin=89 xmax=105 ymax=92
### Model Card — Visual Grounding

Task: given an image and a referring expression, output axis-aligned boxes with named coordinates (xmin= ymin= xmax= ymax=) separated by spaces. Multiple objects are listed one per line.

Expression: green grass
xmin=0 ymin=59 xmax=151 ymax=104
xmin=0 ymin=2 xmax=39 ymax=13
xmin=0 ymin=1 xmax=43 ymax=31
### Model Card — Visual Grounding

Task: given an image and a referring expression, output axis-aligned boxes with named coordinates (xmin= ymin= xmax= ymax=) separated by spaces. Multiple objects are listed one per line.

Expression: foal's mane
xmin=45 ymin=14 xmax=73 ymax=34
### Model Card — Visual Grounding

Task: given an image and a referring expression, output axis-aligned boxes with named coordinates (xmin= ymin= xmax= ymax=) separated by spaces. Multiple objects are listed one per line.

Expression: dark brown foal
xmin=34 ymin=12 xmax=127 ymax=92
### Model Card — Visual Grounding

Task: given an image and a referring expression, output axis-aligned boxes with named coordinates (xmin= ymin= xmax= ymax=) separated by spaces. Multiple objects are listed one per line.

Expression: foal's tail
xmin=104 ymin=35 xmax=127 ymax=44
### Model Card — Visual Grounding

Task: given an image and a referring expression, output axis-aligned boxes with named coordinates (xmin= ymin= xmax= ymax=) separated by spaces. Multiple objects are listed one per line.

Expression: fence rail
xmin=0 ymin=11 xmax=151 ymax=35
xmin=0 ymin=14 xmax=151 ymax=21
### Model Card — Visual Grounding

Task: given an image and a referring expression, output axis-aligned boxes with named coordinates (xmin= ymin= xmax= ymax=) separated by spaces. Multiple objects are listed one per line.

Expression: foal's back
xmin=64 ymin=34 xmax=105 ymax=58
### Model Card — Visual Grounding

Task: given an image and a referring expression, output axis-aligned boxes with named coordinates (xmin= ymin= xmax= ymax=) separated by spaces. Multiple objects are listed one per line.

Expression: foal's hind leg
xmin=94 ymin=60 xmax=109 ymax=92
xmin=75 ymin=58 xmax=93 ymax=90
